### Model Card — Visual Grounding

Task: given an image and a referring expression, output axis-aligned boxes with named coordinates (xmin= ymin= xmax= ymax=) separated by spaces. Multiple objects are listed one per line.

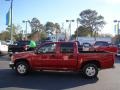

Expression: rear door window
xmin=60 ymin=43 xmax=74 ymax=53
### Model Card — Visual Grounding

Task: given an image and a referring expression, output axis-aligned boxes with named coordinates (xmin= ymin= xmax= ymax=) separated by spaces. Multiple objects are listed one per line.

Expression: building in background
xmin=46 ymin=29 xmax=69 ymax=42
xmin=47 ymin=33 xmax=66 ymax=42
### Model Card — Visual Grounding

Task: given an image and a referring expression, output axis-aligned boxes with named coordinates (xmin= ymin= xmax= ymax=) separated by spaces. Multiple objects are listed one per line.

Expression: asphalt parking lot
xmin=0 ymin=55 xmax=120 ymax=90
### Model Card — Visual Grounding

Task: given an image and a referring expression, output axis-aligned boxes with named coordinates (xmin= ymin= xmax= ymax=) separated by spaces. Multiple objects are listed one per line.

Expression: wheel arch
xmin=80 ymin=60 xmax=101 ymax=69
xmin=14 ymin=58 xmax=30 ymax=67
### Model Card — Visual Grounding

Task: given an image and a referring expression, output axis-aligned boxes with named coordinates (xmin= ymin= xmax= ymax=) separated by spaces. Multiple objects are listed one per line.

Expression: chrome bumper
xmin=9 ymin=61 xmax=14 ymax=69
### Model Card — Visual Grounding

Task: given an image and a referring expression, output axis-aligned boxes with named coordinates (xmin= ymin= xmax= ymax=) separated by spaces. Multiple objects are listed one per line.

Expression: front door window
xmin=38 ymin=43 xmax=56 ymax=54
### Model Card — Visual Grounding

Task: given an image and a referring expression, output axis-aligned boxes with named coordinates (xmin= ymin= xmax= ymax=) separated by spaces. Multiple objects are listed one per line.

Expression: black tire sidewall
xmin=15 ymin=62 xmax=29 ymax=75
xmin=82 ymin=64 xmax=98 ymax=78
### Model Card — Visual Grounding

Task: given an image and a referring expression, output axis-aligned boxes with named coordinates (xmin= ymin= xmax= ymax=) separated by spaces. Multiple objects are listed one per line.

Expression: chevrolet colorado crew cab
xmin=9 ymin=42 xmax=115 ymax=78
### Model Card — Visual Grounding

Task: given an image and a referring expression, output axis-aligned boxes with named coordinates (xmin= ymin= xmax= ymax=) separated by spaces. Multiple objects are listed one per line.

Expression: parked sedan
xmin=93 ymin=41 xmax=118 ymax=54
xmin=0 ymin=41 xmax=8 ymax=55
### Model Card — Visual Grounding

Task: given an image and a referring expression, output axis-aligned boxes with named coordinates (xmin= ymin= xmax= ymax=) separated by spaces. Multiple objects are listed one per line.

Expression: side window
xmin=102 ymin=42 xmax=109 ymax=46
xmin=60 ymin=43 xmax=74 ymax=53
xmin=38 ymin=43 xmax=56 ymax=53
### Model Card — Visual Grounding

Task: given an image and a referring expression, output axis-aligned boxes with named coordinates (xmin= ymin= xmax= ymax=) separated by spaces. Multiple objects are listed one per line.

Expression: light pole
xmin=114 ymin=20 xmax=120 ymax=43
xmin=22 ymin=20 xmax=30 ymax=39
xmin=114 ymin=20 xmax=120 ymax=35
xmin=66 ymin=19 xmax=74 ymax=39
xmin=6 ymin=0 xmax=13 ymax=44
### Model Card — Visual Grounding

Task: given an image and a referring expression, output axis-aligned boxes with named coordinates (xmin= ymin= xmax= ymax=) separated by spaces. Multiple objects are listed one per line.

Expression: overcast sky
xmin=0 ymin=0 xmax=120 ymax=36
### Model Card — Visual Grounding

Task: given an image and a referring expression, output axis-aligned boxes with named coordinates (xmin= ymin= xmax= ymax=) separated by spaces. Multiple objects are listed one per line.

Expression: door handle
xmin=50 ymin=55 xmax=55 ymax=57
xmin=69 ymin=55 xmax=74 ymax=58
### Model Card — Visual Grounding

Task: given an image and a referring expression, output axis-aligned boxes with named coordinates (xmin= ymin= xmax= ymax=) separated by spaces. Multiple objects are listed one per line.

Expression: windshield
xmin=17 ymin=41 xmax=30 ymax=46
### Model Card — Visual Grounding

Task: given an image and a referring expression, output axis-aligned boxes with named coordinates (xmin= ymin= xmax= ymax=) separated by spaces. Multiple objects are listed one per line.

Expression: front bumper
xmin=9 ymin=61 xmax=14 ymax=69
xmin=8 ymin=52 xmax=13 ymax=54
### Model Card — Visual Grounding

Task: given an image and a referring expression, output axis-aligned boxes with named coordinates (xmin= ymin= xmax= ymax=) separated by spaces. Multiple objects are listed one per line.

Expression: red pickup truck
xmin=9 ymin=42 xmax=115 ymax=78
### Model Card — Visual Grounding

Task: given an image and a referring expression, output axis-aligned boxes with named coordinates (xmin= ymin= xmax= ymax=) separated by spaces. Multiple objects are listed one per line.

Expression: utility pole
xmin=10 ymin=0 xmax=13 ymax=43
xmin=76 ymin=18 xmax=80 ymax=41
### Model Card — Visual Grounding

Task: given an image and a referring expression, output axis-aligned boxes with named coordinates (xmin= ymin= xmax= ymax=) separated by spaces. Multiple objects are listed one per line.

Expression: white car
xmin=0 ymin=41 xmax=8 ymax=55
xmin=6 ymin=40 xmax=13 ymax=45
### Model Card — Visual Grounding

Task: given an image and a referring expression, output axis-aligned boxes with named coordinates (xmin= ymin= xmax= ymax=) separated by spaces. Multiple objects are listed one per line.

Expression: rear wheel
xmin=15 ymin=62 xmax=29 ymax=75
xmin=82 ymin=63 xmax=98 ymax=78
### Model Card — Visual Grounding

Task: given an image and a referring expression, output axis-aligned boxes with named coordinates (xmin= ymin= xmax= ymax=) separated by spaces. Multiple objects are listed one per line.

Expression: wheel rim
xmin=85 ymin=66 xmax=96 ymax=77
xmin=17 ymin=64 xmax=26 ymax=74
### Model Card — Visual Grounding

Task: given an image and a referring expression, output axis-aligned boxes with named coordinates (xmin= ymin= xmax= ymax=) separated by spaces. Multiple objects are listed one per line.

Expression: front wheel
xmin=82 ymin=63 xmax=98 ymax=78
xmin=15 ymin=62 xmax=29 ymax=75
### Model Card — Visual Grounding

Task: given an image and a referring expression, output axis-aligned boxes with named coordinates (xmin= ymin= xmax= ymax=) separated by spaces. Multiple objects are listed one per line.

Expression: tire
xmin=15 ymin=61 xmax=29 ymax=75
xmin=82 ymin=63 xmax=98 ymax=78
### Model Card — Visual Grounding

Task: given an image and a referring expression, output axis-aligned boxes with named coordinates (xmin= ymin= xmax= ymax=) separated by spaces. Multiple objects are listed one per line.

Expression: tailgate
xmin=100 ymin=52 xmax=115 ymax=69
